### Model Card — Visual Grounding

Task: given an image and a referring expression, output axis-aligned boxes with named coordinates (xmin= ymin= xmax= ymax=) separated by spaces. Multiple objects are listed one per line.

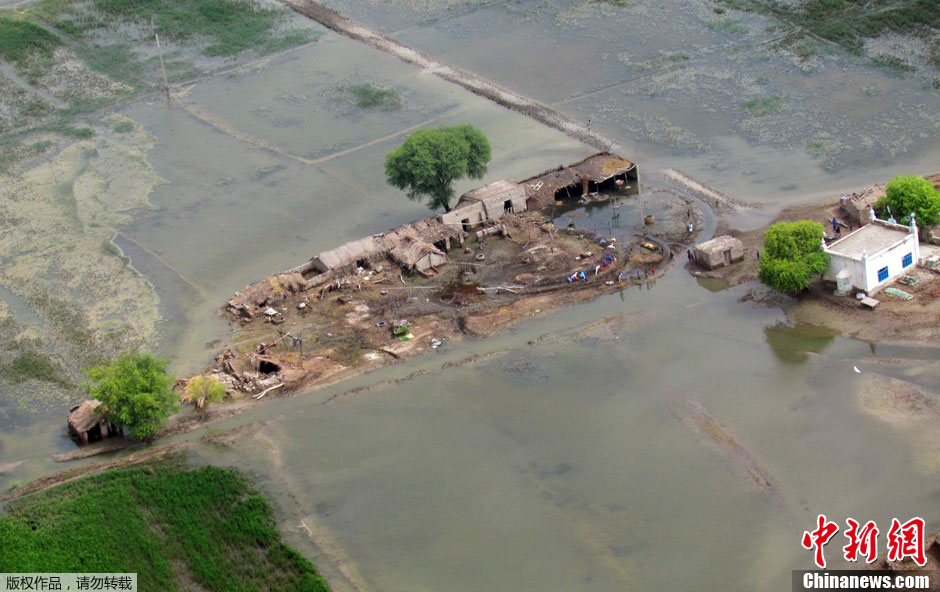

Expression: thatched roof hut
xmin=310 ymin=236 xmax=386 ymax=273
xmin=227 ymin=272 xmax=306 ymax=317
xmin=68 ymin=400 xmax=119 ymax=446
xmin=521 ymin=152 xmax=637 ymax=209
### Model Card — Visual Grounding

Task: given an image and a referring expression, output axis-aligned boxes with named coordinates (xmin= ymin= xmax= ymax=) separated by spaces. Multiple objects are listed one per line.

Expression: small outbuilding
xmin=824 ymin=217 xmax=919 ymax=295
xmin=441 ymin=180 xmax=527 ymax=231
xmin=840 ymin=185 xmax=883 ymax=226
xmin=693 ymin=235 xmax=745 ymax=270
xmin=68 ymin=400 xmax=120 ymax=446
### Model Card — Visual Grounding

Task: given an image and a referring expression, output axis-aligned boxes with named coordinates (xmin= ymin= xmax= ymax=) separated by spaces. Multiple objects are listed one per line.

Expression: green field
xmin=33 ymin=0 xmax=311 ymax=57
xmin=716 ymin=0 xmax=940 ymax=53
xmin=0 ymin=16 xmax=60 ymax=67
xmin=0 ymin=462 xmax=329 ymax=592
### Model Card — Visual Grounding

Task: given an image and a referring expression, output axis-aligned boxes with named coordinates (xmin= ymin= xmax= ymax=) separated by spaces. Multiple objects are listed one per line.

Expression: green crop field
xmin=0 ymin=462 xmax=329 ymax=592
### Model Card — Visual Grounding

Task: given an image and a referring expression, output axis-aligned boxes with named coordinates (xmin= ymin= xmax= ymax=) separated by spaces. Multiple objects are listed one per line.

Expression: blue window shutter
xmin=903 ymin=253 xmax=913 ymax=268
xmin=877 ymin=266 xmax=889 ymax=282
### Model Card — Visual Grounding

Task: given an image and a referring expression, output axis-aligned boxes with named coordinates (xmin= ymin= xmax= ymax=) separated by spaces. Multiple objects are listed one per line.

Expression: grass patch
xmin=628 ymin=50 xmax=691 ymax=71
xmin=791 ymin=37 xmax=824 ymax=60
xmin=0 ymin=462 xmax=329 ymax=592
xmin=47 ymin=123 xmax=95 ymax=139
xmin=717 ymin=0 xmax=940 ymax=54
xmin=806 ymin=138 xmax=831 ymax=158
xmin=77 ymin=43 xmax=143 ymax=87
xmin=339 ymin=82 xmax=402 ymax=110
xmin=113 ymin=121 xmax=135 ymax=133
xmin=873 ymin=53 xmax=917 ymax=74
xmin=101 ymin=239 xmax=121 ymax=257
xmin=926 ymin=39 xmax=940 ymax=69
xmin=708 ymin=16 xmax=747 ymax=36
xmin=0 ymin=349 xmax=69 ymax=386
xmin=29 ymin=140 xmax=53 ymax=152
xmin=0 ymin=17 xmax=60 ymax=68
xmin=743 ymin=94 xmax=783 ymax=116
xmin=261 ymin=29 xmax=317 ymax=55
xmin=87 ymin=0 xmax=284 ymax=57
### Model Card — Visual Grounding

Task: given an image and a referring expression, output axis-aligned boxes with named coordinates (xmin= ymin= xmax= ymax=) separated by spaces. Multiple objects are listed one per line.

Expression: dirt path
xmin=0 ymin=442 xmax=192 ymax=502
xmin=279 ymin=0 xmax=625 ymax=155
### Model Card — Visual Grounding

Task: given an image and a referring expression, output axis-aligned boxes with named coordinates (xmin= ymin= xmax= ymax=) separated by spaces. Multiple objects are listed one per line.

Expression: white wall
xmin=827 ymin=233 xmax=918 ymax=294
xmin=861 ymin=234 xmax=918 ymax=294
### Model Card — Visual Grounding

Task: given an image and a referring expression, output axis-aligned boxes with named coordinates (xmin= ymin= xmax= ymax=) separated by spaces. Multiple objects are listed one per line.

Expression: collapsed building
xmin=521 ymin=152 xmax=637 ymax=209
xmin=227 ymin=152 xmax=637 ymax=317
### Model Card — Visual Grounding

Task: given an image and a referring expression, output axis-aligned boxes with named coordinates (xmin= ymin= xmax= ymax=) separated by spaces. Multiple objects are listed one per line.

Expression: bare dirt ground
xmin=211 ymin=211 xmax=679 ymax=397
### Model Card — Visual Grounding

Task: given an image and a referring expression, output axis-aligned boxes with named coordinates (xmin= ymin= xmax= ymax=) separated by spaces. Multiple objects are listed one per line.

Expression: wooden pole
xmin=155 ymin=32 xmax=170 ymax=101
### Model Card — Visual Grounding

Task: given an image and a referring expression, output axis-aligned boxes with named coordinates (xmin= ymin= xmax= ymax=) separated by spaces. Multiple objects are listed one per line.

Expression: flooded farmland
xmin=2 ymin=0 xmax=940 ymax=589
xmin=319 ymin=0 xmax=940 ymax=201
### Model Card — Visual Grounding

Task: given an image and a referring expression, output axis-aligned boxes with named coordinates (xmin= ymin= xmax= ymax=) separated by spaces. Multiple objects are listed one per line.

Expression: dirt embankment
xmin=2 ymin=442 xmax=192 ymax=502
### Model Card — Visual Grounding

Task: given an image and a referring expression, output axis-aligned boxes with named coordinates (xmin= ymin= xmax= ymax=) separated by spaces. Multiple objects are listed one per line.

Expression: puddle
xmin=696 ymin=276 xmax=731 ymax=292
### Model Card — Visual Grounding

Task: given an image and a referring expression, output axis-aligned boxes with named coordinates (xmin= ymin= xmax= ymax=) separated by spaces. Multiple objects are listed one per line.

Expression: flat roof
xmin=826 ymin=223 xmax=910 ymax=258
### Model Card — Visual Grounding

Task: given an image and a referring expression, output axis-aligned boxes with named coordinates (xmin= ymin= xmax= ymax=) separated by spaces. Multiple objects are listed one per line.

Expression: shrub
xmin=758 ymin=220 xmax=829 ymax=294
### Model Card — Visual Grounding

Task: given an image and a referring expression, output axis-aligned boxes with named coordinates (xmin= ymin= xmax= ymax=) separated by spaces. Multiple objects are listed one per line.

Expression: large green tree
xmin=385 ymin=124 xmax=491 ymax=212
xmin=874 ymin=175 xmax=940 ymax=227
xmin=84 ymin=352 xmax=177 ymax=441
xmin=758 ymin=220 xmax=830 ymax=294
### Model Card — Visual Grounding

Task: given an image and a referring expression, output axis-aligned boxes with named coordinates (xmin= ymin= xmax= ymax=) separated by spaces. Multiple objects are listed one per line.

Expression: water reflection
xmin=763 ymin=322 xmax=837 ymax=364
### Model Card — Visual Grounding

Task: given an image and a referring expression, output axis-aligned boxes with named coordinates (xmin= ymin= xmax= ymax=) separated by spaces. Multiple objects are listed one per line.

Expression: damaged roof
xmin=459 ymin=180 xmax=524 ymax=204
xmin=696 ymin=235 xmax=743 ymax=253
xmin=68 ymin=400 xmax=104 ymax=433
xmin=521 ymin=152 xmax=635 ymax=208
xmin=315 ymin=236 xmax=386 ymax=270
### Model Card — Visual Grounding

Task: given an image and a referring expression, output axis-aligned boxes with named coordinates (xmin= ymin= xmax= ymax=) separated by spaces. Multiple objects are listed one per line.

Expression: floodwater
xmin=191 ymin=272 xmax=940 ymax=591
xmin=318 ymin=0 xmax=940 ymax=202
xmin=2 ymin=5 xmax=940 ymax=591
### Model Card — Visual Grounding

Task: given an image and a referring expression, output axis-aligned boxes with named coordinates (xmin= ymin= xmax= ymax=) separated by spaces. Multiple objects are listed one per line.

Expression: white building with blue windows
xmin=823 ymin=213 xmax=920 ymax=295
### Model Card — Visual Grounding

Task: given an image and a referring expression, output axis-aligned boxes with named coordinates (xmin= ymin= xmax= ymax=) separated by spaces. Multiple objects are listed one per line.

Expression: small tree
xmin=181 ymin=374 xmax=226 ymax=412
xmin=874 ymin=175 xmax=940 ymax=226
xmin=385 ymin=124 xmax=491 ymax=212
xmin=758 ymin=220 xmax=829 ymax=294
xmin=84 ymin=352 xmax=177 ymax=441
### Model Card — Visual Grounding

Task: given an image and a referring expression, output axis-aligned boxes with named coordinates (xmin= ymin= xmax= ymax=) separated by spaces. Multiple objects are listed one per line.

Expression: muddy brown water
xmin=1 ymin=13 xmax=940 ymax=592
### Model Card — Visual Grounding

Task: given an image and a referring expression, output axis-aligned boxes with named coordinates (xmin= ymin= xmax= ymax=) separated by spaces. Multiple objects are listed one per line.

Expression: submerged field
xmin=0 ymin=0 xmax=320 ymax=427
xmin=1 ymin=1 xmax=940 ymax=590
xmin=0 ymin=459 xmax=329 ymax=592
xmin=314 ymin=0 xmax=940 ymax=198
